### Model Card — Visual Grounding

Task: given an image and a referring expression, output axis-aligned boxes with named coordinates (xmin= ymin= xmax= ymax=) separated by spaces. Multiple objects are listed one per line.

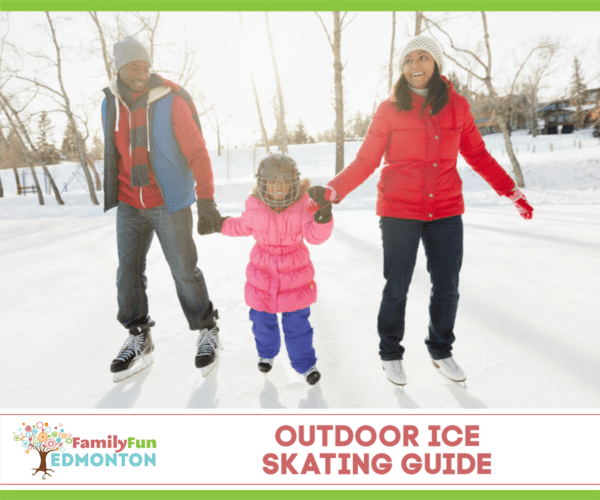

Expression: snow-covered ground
xmin=1 ymin=130 xmax=599 ymax=410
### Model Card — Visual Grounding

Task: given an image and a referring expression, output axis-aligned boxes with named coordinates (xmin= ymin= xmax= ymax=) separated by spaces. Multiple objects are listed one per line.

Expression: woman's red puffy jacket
xmin=328 ymin=80 xmax=516 ymax=221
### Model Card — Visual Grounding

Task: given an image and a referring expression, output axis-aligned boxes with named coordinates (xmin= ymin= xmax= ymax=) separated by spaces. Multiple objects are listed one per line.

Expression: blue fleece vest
xmin=102 ymin=89 xmax=196 ymax=214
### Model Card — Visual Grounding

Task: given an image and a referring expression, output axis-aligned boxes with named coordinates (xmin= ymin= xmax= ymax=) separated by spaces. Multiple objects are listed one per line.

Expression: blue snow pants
xmin=249 ymin=307 xmax=316 ymax=374
xmin=378 ymin=215 xmax=463 ymax=362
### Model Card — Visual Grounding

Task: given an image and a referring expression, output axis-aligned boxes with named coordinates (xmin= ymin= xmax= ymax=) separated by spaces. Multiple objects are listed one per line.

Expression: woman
xmin=310 ymin=35 xmax=533 ymax=386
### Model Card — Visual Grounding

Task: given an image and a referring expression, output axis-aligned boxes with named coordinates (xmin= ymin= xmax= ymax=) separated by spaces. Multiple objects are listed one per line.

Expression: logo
xmin=13 ymin=421 xmax=72 ymax=480
xmin=13 ymin=419 xmax=158 ymax=480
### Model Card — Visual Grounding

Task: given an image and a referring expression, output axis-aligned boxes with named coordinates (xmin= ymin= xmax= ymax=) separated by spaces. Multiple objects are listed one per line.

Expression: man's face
xmin=118 ymin=60 xmax=151 ymax=92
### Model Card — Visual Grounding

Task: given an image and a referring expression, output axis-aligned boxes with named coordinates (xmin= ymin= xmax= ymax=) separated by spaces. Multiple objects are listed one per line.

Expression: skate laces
xmin=115 ymin=332 xmax=146 ymax=362
xmin=196 ymin=326 xmax=221 ymax=356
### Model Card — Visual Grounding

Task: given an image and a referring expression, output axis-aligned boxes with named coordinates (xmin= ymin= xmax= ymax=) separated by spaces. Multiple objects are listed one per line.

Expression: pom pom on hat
xmin=399 ymin=35 xmax=444 ymax=73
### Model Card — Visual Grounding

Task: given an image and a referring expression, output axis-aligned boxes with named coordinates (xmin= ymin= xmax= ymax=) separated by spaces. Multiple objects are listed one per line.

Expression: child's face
xmin=266 ymin=179 xmax=291 ymax=200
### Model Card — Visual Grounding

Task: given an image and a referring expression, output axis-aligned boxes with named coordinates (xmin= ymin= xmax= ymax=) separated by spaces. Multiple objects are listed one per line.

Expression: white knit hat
xmin=398 ymin=35 xmax=444 ymax=74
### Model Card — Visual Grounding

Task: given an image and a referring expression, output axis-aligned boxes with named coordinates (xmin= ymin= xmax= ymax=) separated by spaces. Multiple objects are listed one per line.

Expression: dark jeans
xmin=377 ymin=215 xmax=463 ymax=361
xmin=249 ymin=307 xmax=316 ymax=374
xmin=116 ymin=201 xmax=216 ymax=331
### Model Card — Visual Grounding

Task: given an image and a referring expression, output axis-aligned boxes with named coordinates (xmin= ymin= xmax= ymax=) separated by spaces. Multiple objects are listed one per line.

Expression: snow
xmin=1 ymin=129 xmax=600 ymax=410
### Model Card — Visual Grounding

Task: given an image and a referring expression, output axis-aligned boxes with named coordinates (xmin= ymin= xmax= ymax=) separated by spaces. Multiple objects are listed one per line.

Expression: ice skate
xmin=195 ymin=324 xmax=222 ymax=377
xmin=303 ymin=366 xmax=321 ymax=385
xmin=258 ymin=358 xmax=274 ymax=373
xmin=431 ymin=356 xmax=466 ymax=382
xmin=111 ymin=325 xmax=155 ymax=383
xmin=382 ymin=359 xmax=407 ymax=386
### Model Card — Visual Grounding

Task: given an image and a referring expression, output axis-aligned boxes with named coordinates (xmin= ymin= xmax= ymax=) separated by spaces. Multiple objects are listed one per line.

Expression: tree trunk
xmin=32 ymin=451 xmax=54 ymax=480
xmin=531 ymin=90 xmax=538 ymax=137
xmin=0 ymin=99 xmax=44 ymax=205
xmin=415 ymin=11 xmax=423 ymax=36
xmin=216 ymin=126 xmax=221 ymax=156
xmin=46 ymin=12 xmax=99 ymax=205
xmin=89 ymin=12 xmax=113 ymax=80
xmin=265 ymin=12 xmax=288 ymax=153
xmin=28 ymin=166 xmax=45 ymax=205
xmin=239 ymin=13 xmax=270 ymax=154
xmin=0 ymin=90 xmax=65 ymax=205
xmin=0 ymin=174 xmax=4 ymax=197
xmin=251 ymin=72 xmax=270 ymax=153
xmin=485 ymin=82 xmax=525 ymax=187
xmin=333 ymin=12 xmax=344 ymax=174
xmin=388 ymin=12 xmax=396 ymax=95
xmin=13 ymin=167 xmax=22 ymax=194
xmin=480 ymin=12 xmax=524 ymax=188
xmin=87 ymin=155 xmax=102 ymax=190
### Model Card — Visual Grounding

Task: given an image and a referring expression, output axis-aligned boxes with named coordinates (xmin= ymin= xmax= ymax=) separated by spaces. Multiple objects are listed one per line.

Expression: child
xmin=220 ymin=152 xmax=333 ymax=385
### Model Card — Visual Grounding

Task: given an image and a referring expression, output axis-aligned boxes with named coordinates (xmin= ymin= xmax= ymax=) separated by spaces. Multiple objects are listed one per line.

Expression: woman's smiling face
xmin=402 ymin=50 xmax=435 ymax=89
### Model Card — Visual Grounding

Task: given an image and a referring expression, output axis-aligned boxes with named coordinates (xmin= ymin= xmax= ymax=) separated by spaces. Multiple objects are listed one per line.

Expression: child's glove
xmin=197 ymin=199 xmax=224 ymax=234
xmin=307 ymin=186 xmax=334 ymax=224
xmin=507 ymin=189 xmax=534 ymax=220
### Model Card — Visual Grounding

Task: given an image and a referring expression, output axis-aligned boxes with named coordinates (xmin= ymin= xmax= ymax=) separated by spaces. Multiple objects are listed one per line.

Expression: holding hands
xmin=507 ymin=189 xmax=534 ymax=220
xmin=197 ymin=199 xmax=227 ymax=234
xmin=307 ymin=186 xmax=335 ymax=224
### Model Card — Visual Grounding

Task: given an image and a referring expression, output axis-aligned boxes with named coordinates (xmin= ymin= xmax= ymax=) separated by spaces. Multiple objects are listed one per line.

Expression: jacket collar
xmin=107 ymin=72 xmax=172 ymax=109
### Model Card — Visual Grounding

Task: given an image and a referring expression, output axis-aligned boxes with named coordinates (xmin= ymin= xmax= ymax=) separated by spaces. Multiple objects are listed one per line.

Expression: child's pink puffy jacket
xmin=222 ymin=193 xmax=333 ymax=314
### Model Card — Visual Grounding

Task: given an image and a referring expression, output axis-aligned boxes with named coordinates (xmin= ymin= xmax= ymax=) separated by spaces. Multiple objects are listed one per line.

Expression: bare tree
xmin=570 ymin=57 xmax=587 ymax=130
xmin=239 ymin=13 xmax=270 ymax=154
xmin=88 ymin=12 xmax=146 ymax=81
xmin=89 ymin=11 xmax=114 ymax=80
xmin=315 ymin=11 xmax=358 ymax=175
xmin=0 ymin=97 xmax=44 ymax=204
xmin=132 ymin=12 xmax=161 ymax=63
xmin=415 ymin=11 xmax=424 ymax=36
xmin=518 ymin=39 xmax=559 ymax=137
xmin=16 ymin=13 xmax=99 ymax=203
xmin=423 ymin=12 xmax=527 ymax=187
xmin=0 ymin=91 xmax=64 ymax=204
xmin=265 ymin=13 xmax=289 ymax=153
xmin=202 ymin=101 xmax=231 ymax=157
xmin=0 ymin=124 xmax=23 ymax=194
xmin=388 ymin=12 xmax=396 ymax=95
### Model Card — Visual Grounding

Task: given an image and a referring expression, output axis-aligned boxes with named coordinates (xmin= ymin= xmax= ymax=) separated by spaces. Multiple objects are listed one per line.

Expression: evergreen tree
xmin=570 ymin=57 xmax=587 ymax=130
xmin=61 ymin=125 xmax=81 ymax=159
xmin=293 ymin=119 xmax=309 ymax=145
xmin=36 ymin=111 xmax=55 ymax=149
xmin=90 ymin=133 xmax=104 ymax=160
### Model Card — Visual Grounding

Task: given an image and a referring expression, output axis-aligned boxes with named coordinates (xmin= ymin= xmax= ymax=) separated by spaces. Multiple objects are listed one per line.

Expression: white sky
xmin=2 ymin=10 xmax=600 ymax=150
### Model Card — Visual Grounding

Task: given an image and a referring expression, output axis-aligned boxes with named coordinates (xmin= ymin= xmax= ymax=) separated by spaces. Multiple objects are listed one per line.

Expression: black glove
xmin=197 ymin=199 xmax=223 ymax=235
xmin=307 ymin=186 xmax=333 ymax=224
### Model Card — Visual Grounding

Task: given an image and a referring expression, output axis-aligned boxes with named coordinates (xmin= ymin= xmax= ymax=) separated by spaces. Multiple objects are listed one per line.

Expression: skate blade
xmin=113 ymin=353 xmax=154 ymax=383
xmin=200 ymin=351 xmax=220 ymax=378
xmin=431 ymin=359 xmax=467 ymax=383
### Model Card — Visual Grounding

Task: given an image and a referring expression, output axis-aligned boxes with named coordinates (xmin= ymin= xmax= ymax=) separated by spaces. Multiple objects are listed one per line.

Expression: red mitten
xmin=507 ymin=189 xmax=534 ymax=220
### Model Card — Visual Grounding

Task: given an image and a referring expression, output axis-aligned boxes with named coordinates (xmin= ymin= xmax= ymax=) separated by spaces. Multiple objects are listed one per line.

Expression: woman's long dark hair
xmin=392 ymin=62 xmax=448 ymax=116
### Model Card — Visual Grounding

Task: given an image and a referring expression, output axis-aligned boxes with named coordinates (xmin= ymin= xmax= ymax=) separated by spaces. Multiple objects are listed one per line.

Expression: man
xmin=101 ymin=36 xmax=224 ymax=382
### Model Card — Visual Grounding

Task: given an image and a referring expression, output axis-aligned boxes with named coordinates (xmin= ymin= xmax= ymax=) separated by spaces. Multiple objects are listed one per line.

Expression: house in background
xmin=540 ymin=87 xmax=600 ymax=134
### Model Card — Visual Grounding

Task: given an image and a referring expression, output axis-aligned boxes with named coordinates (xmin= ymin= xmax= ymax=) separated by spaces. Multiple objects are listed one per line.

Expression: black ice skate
xmin=258 ymin=358 xmax=274 ymax=373
xmin=195 ymin=323 xmax=222 ymax=377
xmin=304 ymin=366 xmax=321 ymax=386
xmin=110 ymin=325 xmax=155 ymax=383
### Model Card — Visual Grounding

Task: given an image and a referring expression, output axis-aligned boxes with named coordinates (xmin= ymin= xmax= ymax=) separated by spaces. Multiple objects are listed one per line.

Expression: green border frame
xmin=1 ymin=492 xmax=600 ymax=499
xmin=3 ymin=0 xmax=600 ymax=11
xmin=1 ymin=1 xmax=599 ymax=499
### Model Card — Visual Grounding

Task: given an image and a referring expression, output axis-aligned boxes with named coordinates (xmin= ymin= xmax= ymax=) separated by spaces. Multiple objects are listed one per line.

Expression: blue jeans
xmin=249 ymin=308 xmax=316 ymax=374
xmin=378 ymin=215 xmax=463 ymax=361
xmin=116 ymin=201 xmax=216 ymax=330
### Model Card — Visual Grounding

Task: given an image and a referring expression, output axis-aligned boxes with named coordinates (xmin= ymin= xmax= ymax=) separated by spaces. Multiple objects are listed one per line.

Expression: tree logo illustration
xmin=13 ymin=421 xmax=72 ymax=479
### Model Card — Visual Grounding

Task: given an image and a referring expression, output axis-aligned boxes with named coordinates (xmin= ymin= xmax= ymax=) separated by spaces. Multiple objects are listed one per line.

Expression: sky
xmin=1 ymin=10 xmax=600 ymax=151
